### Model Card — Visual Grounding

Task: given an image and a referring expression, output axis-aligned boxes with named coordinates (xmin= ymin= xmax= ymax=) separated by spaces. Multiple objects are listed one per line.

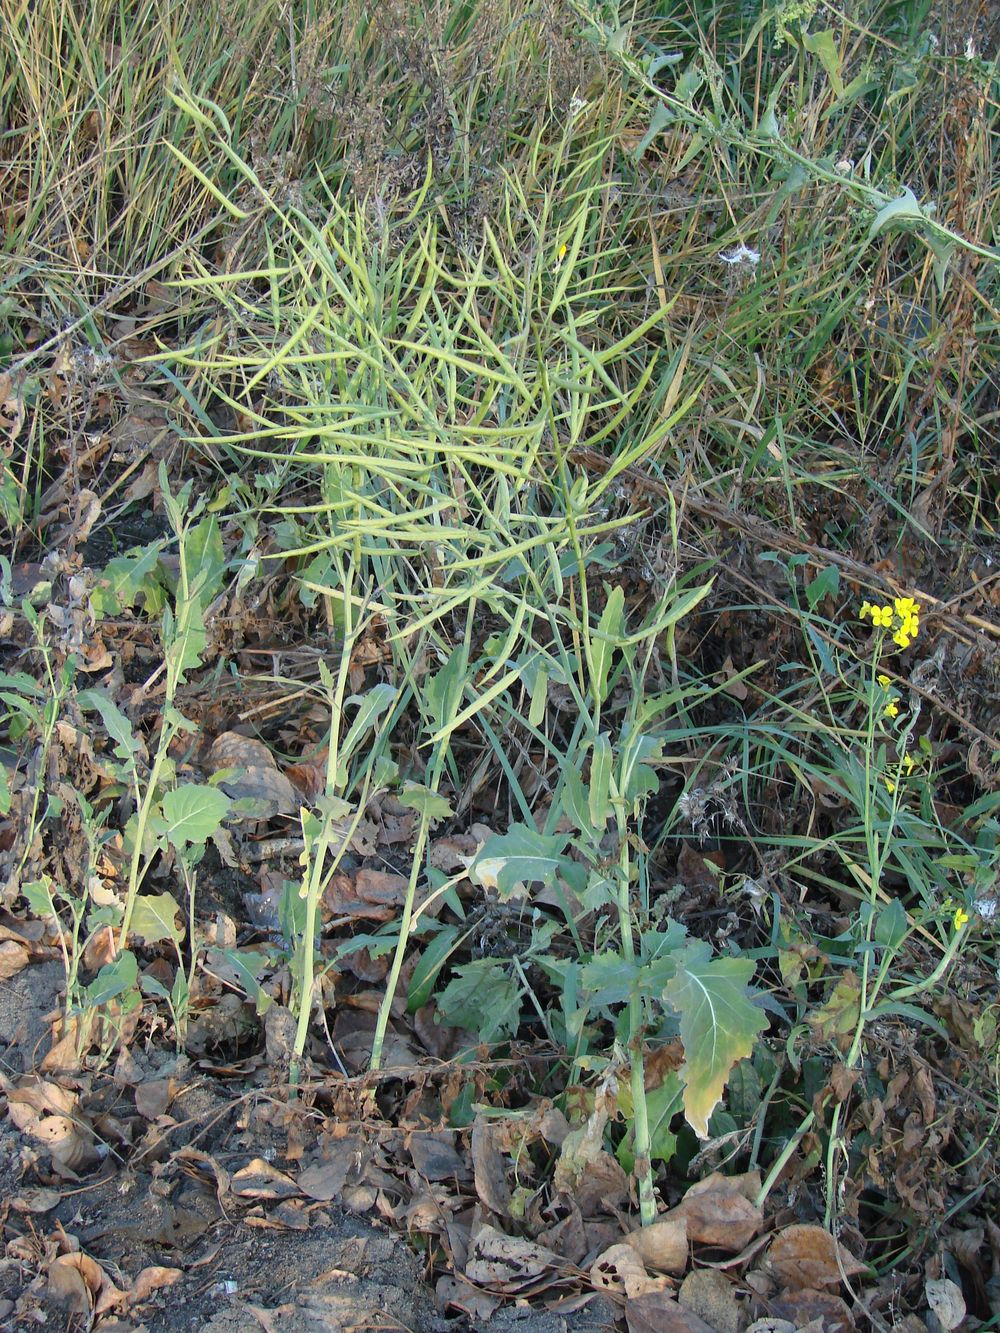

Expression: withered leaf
xmin=208 ymin=732 xmax=299 ymax=817
xmin=591 ymin=1243 xmax=669 ymax=1299
xmin=0 ymin=940 xmax=29 ymax=980
xmin=772 ymin=1287 xmax=855 ymax=1333
xmin=409 ymin=1130 xmax=467 ymax=1182
xmin=129 ymin=1265 xmax=183 ymax=1303
xmin=230 ymin=1158 xmax=299 ymax=1199
xmin=11 ymin=1188 xmax=62 ymax=1214
xmin=667 ymin=1172 xmax=763 ymax=1251
xmin=298 ymin=1151 xmax=353 ymax=1201
xmin=472 ymin=1117 xmax=512 ymax=1217
xmin=134 ymin=1078 xmax=174 ymax=1119
xmin=324 ymin=868 xmax=408 ymax=921
xmin=925 ymin=1278 xmax=966 ymax=1331
xmin=624 ymin=1216 xmax=689 ymax=1275
xmin=679 ymin=1268 xmax=743 ymax=1333
xmin=626 ymin=1291 xmax=719 ymax=1333
xmin=464 ymin=1223 xmax=563 ymax=1292
xmin=808 ymin=972 xmax=861 ymax=1048
xmin=554 ymin=1101 xmax=629 ymax=1215
xmin=437 ymin=1274 xmax=503 ymax=1322
xmin=766 ymin=1224 xmax=867 ymax=1289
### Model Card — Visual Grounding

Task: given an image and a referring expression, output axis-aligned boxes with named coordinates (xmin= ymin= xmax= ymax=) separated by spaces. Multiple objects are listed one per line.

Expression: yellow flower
xmin=877 ymin=674 xmax=891 ymax=688
xmin=884 ymin=777 xmax=896 ymax=794
xmin=954 ymin=907 xmax=970 ymax=931
xmin=884 ymin=698 xmax=900 ymax=718
xmin=861 ymin=595 xmax=921 ymax=649
xmin=902 ymin=752 xmax=916 ymax=774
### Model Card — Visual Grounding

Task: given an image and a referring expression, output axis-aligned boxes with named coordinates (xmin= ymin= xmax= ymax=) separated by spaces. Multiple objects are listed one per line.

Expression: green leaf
xmin=528 ymin=663 xmax=549 ymax=728
xmin=868 ymin=187 xmax=927 ymax=244
xmin=675 ymin=61 xmax=704 ymax=102
xmin=617 ymin=1069 xmax=684 ymax=1171
xmin=407 ymin=925 xmax=462 ymax=1013
xmin=802 ymin=29 xmax=845 ymax=98
xmin=83 ymin=950 xmax=138 ymax=1007
xmin=591 ymin=586 xmax=624 ymax=704
xmin=866 ymin=999 xmax=948 ymax=1038
xmin=805 ymin=564 xmax=839 ymax=610
xmin=646 ymin=1071 xmax=685 ymax=1163
xmin=425 ymin=647 xmax=468 ymax=735
xmin=634 ymin=99 xmax=674 ymax=161
xmin=155 ymin=784 xmax=232 ymax=851
xmin=77 ymin=689 xmax=140 ymax=762
xmin=0 ymin=671 xmax=45 ymax=697
xmin=663 ymin=941 xmax=769 ymax=1138
xmin=726 ymin=1058 xmax=762 ymax=1124
xmin=874 ymin=898 xmax=908 ymax=950
xmin=90 ymin=542 xmax=166 ymax=616
xmin=140 ymin=974 xmax=170 ymax=1001
xmin=582 ymin=951 xmax=638 ymax=1007
xmin=588 ymin=732 xmax=613 ymax=831
xmin=928 ymin=234 xmax=954 ymax=295
xmin=182 ymin=514 xmax=226 ymax=605
xmin=129 ymin=892 xmax=184 ymax=946
xmin=216 ymin=947 xmax=271 ymax=1003
xmin=470 ymin=824 xmax=570 ymax=900
xmin=398 ymin=782 xmax=454 ymax=821
xmin=559 ymin=765 xmax=592 ymax=839
xmin=336 ymin=683 xmax=397 ymax=784
xmin=436 ymin=959 xmax=522 ymax=1043
xmin=23 ymin=878 xmax=55 ymax=919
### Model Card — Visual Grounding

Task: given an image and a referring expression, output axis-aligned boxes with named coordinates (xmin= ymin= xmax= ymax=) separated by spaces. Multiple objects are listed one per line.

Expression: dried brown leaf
xmin=324 ymin=869 xmax=407 ymax=921
xmin=0 ymin=940 xmax=29 ymax=980
xmin=408 ymin=1130 xmax=467 ymax=1183
xmin=626 ymin=1290 xmax=719 ymax=1333
xmin=667 ymin=1172 xmax=763 ymax=1251
xmin=766 ymin=1224 xmax=866 ymax=1289
xmin=591 ymin=1243 xmax=669 ymax=1299
xmin=208 ymin=732 xmax=299 ymax=816
xmin=679 ymin=1269 xmax=744 ymax=1333
xmin=129 ymin=1265 xmax=183 ymax=1304
xmin=11 ymin=1188 xmax=62 ymax=1214
xmin=537 ymin=1203 xmax=588 ymax=1265
xmin=472 ymin=1117 xmax=512 ymax=1217
xmin=464 ymin=1223 xmax=562 ymax=1293
xmin=554 ymin=1099 xmax=629 ymax=1215
xmin=624 ymin=1217 xmax=689 ymax=1275
xmin=925 ymin=1278 xmax=966 ymax=1331
xmin=134 ymin=1078 xmax=174 ymax=1120
xmin=772 ymin=1287 xmax=855 ymax=1333
xmin=230 ymin=1159 xmax=299 ymax=1199
xmin=437 ymin=1273 xmax=503 ymax=1321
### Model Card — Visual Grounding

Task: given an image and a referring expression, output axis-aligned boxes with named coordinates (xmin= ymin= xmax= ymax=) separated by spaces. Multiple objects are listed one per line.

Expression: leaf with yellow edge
xmin=663 ymin=942 xmax=769 ymax=1138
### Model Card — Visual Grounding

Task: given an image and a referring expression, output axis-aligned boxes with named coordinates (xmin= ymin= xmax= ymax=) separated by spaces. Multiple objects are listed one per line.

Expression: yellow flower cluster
xmin=860 ymin=596 xmax=920 ymax=649
xmin=884 ymin=752 xmax=917 ymax=794
xmin=877 ymin=673 xmax=901 ymax=720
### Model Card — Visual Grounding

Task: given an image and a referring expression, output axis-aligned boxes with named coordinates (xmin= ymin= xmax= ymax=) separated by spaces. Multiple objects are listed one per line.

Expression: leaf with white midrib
xmin=663 ymin=940 xmax=769 ymax=1138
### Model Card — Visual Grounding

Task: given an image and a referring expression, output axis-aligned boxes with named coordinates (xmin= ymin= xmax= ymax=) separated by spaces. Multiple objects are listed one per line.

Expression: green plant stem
xmin=289 ymin=624 xmax=355 ymax=1087
xmin=370 ymin=807 xmax=433 ymax=1072
xmin=120 ymin=742 xmax=171 ymax=942
xmin=755 ymin=1107 xmax=817 ymax=1209
xmin=615 ymin=801 xmax=656 ymax=1225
